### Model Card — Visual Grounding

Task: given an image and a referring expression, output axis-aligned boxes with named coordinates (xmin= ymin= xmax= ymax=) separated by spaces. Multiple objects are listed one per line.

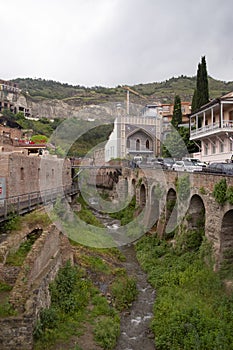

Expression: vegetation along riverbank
xmin=135 ymin=232 xmax=233 ymax=350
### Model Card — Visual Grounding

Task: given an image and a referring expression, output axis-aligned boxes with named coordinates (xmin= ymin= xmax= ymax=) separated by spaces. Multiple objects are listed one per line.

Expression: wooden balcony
xmin=190 ymin=120 xmax=233 ymax=140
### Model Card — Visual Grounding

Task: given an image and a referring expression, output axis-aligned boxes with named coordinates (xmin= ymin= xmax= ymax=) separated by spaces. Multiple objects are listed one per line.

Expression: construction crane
xmin=122 ymin=86 xmax=148 ymax=114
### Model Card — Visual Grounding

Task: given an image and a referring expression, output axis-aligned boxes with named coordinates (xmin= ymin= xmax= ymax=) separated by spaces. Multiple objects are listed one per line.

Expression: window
xmin=212 ymin=141 xmax=216 ymax=154
xmin=230 ymin=140 xmax=233 ymax=152
xmin=136 ymin=139 xmax=140 ymax=151
xmin=229 ymin=110 xmax=233 ymax=121
xmin=20 ymin=167 xmax=24 ymax=181
xmin=146 ymin=139 xmax=150 ymax=149
xmin=181 ymin=106 xmax=186 ymax=113
xmin=220 ymin=141 xmax=224 ymax=153
xmin=163 ymin=105 xmax=170 ymax=112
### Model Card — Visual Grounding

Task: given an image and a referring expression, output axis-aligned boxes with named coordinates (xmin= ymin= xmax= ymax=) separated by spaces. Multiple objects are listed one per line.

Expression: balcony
xmin=190 ymin=120 xmax=233 ymax=140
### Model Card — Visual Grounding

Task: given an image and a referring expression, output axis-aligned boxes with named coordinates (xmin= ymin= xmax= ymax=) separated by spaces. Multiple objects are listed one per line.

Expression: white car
xmin=172 ymin=160 xmax=202 ymax=172
xmin=182 ymin=157 xmax=207 ymax=167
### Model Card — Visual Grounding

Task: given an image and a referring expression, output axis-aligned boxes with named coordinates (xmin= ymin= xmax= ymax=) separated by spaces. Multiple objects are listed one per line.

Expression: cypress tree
xmin=191 ymin=88 xmax=197 ymax=112
xmin=191 ymin=56 xmax=209 ymax=112
xmin=171 ymin=95 xmax=182 ymax=129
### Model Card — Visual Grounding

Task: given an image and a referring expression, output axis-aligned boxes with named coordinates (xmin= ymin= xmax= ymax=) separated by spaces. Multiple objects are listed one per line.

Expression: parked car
xmin=162 ymin=158 xmax=175 ymax=169
xmin=172 ymin=160 xmax=202 ymax=172
xmin=133 ymin=156 xmax=143 ymax=166
xmin=182 ymin=157 xmax=207 ymax=167
xmin=202 ymin=163 xmax=233 ymax=175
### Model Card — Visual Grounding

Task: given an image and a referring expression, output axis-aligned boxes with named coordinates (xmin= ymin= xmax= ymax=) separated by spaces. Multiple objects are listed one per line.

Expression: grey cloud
xmin=1 ymin=0 xmax=233 ymax=86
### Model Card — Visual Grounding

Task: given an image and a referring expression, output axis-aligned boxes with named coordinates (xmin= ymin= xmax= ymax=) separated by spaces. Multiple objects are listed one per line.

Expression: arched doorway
xmin=220 ymin=210 xmax=233 ymax=271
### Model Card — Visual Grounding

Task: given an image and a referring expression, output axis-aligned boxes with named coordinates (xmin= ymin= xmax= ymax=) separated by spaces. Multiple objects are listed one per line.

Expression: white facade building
xmin=190 ymin=92 xmax=233 ymax=163
xmin=105 ymin=105 xmax=162 ymax=162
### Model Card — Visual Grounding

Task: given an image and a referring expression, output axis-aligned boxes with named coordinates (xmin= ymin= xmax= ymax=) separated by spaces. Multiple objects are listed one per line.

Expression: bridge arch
xmin=220 ymin=209 xmax=233 ymax=269
xmin=148 ymin=185 xmax=161 ymax=228
xmin=131 ymin=178 xmax=136 ymax=196
xmin=139 ymin=183 xmax=146 ymax=208
xmin=124 ymin=177 xmax=128 ymax=196
xmin=165 ymin=188 xmax=178 ymax=236
xmin=186 ymin=194 xmax=205 ymax=230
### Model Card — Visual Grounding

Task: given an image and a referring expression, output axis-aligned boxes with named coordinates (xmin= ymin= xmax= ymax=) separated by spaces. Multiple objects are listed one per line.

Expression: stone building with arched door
xmin=105 ymin=105 xmax=162 ymax=162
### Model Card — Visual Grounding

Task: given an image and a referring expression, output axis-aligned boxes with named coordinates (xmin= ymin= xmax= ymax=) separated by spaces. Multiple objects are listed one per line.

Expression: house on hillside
xmin=0 ymin=79 xmax=31 ymax=117
xmin=160 ymin=101 xmax=191 ymax=139
xmin=190 ymin=91 xmax=233 ymax=163
xmin=0 ymin=116 xmax=23 ymax=152
xmin=0 ymin=116 xmax=46 ymax=155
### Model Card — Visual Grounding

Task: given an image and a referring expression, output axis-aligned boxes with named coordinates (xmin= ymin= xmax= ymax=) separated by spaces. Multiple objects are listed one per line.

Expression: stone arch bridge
xmin=86 ymin=165 xmax=233 ymax=270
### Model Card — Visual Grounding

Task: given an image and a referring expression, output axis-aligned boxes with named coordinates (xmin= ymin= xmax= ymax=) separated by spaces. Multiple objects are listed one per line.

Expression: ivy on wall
xmin=213 ymin=179 xmax=233 ymax=205
xmin=175 ymin=175 xmax=190 ymax=202
xmin=226 ymin=186 xmax=233 ymax=205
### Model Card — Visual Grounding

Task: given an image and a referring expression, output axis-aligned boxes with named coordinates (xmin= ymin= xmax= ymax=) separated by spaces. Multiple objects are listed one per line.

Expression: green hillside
xmin=12 ymin=76 xmax=233 ymax=105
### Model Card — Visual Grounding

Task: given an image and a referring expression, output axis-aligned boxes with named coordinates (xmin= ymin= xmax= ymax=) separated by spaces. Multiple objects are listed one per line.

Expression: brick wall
xmin=0 ymin=152 xmax=72 ymax=197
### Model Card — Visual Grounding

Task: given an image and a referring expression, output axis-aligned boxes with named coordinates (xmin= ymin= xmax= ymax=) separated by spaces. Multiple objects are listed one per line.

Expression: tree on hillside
xmin=163 ymin=92 xmax=199 ymax=158
xmin=162 ymin=126 xmax=199 ymax=158
xmin=171 ymin=95 xmax=182 ymax=129
xmin=162 ymin=129 xmax=187 ymax=158
xmin=31 ymin=135 xmax=48 ymax=143
xmin=191 ymin=56 xmax=209 ymax=112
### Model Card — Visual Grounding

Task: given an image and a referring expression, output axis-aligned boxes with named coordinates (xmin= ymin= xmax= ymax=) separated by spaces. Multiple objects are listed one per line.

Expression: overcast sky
xmin=1 ymin=0 xmax=233 ymax=87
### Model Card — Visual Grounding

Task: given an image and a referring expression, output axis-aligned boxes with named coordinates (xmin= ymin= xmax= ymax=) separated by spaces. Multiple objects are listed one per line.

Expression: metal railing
xmin=190 ymin=120 xmax=233 ymax=137
xmin=0 ymin=183 xmax=79 ymax=222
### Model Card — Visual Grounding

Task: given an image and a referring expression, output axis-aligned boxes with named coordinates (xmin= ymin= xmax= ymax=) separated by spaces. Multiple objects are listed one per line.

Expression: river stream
xmin=115 ymin=244 xmax=155 ymax=350
xmin=91 ymin=208 xmax=156 ymax=350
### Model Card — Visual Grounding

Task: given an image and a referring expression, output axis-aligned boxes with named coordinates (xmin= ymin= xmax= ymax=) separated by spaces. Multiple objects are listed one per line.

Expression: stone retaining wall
xmin=0 ymin=265 xmax=20 ymax=285
xmin=0 ymin=224 xmax=73 ymax=350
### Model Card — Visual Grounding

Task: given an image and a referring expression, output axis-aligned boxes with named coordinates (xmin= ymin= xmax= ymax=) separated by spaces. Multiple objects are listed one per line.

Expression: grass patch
xmin=34 ymin=245 xmax=127 ymax=350
xmin=6 ymin=233 xmax=40 ymax=266
xmin=136 ymin=235 xmax=233 ymax=350
xmin=109 ymin=195 xmax=137 ymax=225
xmin=94 ymin=315 xmax=120 ymax=349
xmin=0 ymin=281 xmax=12 ymax=292
xmin=0 ymin=299 xmax=17 ymax=318
xmin=80 ymin=254 xmax=112 ymax=274
xmin=77 ymin=208 xmax=104 ymax=227
xmin=90 ymin=293 xmax=120 ymax=349
xmin=2 ymin=214 xmax=22 ymax=232
xmin=34 ymin=261 xmax=91 ymax=349
xmin=76 ymin=195 xmax=104 ymax=228
xmin=110 ymin=274 xmax=138 ymax=311
xmin=1 ymin=210 xmax=51 ymax=234
xmin=23 ymin=210 xmax=51 ymax=227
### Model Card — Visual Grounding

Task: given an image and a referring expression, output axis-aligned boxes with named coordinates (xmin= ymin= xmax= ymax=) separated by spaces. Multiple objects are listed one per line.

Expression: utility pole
xmin=126 ymin=90 xmax=130 ymax=114
xmin=122 ymin=86 xmax=148 ymax=114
